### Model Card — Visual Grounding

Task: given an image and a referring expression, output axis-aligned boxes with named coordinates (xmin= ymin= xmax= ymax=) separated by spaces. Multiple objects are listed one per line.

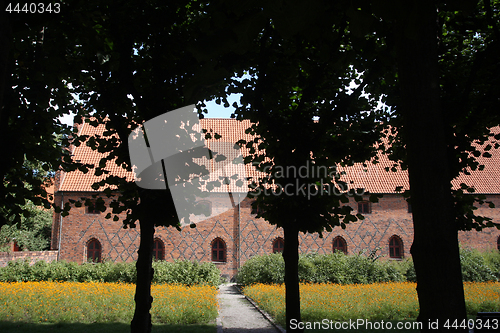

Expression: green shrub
xmin=398 ymin=258 xmax=417 ymax=282
xmin=152 ymin=260 xmax=220 ymax=286
xmin=342 ymin=251 xmax=403 ymax=284
xmin=460 ymin=248 xmax=497 ymax=282
xmin=236 ymin=253 xmax=284 ymax=285
xmin=308 ymin=252 xmax=348 ymax=284
xmin=105 ymin=261 xmax=137 ymax=283
xmin=0 ymin=259 xmax=33 ymax=281
xmin=343 ymin=253 xmax=368 ymax=284
xmin=236 ymin=247 xmax=499 ymax=285
xmin=196 ymin=261 xmax=224 ymax=286
xmin=236 ymin=251 xmax=405 ymax=285
xmin=31 ymin=260 xmax=51 ymax=281
xmin=298 ymin=255 xmax=317 ymax=282
xmin=0 ymin=259 xmax=220 ymax=286
xmin=380 ymin=260 xmax=406 ymax=283
xmin=482 ymin=249 xmax=500 ymax=280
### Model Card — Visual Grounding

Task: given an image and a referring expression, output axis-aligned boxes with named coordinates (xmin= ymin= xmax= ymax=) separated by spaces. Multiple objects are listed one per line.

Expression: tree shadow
xmin=0 ymin=321 xmax=216 ymax=333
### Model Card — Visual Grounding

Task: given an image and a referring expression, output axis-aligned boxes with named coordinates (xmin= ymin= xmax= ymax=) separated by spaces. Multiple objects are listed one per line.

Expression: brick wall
xmin=0 ymin=251 xmax=58 ymax=267
xmin=458 ymin=195 xmax=500 ymax=251
xmin=52 ymin=192 xmax=500 ymax=278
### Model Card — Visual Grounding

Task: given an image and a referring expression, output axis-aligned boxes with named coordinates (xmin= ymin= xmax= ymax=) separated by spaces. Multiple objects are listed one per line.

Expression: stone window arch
xmin=87 ymin=238 xmax=102 ymax=263
xmin=272 ymin=237 xmax=284 ymax=253
xmin=332 ymin=236 xmax=347 ymax=254
xmin=389 ymin=235 xmax=404 ymax=259
xmin=153 ymin=238 xmax=165 ymax=261
xmin=211 ymin=238 xmax=226 ymax=262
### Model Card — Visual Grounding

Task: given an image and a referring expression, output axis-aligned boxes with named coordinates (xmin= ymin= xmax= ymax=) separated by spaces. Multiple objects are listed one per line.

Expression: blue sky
xmin=202 ymin=94 xmax=240 ymax=118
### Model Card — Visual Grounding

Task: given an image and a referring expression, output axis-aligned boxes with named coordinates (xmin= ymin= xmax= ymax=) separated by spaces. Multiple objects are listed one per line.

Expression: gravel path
xmin=217 ymin=283 xmax=284 ymax=333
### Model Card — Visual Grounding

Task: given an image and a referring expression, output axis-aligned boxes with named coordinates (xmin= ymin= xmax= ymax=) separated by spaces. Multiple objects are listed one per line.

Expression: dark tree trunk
xmin=0 ymin=0 xmax=10 ymax=123
xmin=395 ymin=1 xmax=467 ymax=332
xmin=130 ymin=214 xmax=155 ymax=333
xmin=283 ymin=222 xmax=303 ymax=333
xmin=0 ymin=0 xmax=11 ymax=229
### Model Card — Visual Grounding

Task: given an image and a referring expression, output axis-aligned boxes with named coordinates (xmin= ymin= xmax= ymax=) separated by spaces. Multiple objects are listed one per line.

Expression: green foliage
xmin=460 ymin=248 xmax=498 ymax=282
xmin=481 ymin=249 xmax=500 ymax=280
xmin=1 ymin=8 xmax=76 ymax=227
xmin=0 ymin=259 xmax=221 ymax=286
xmin=398 ymin=258 xmax=417 ymax=282
xmin=237 ymin=251 xmax=406 ymax=285
xmin=306 ymin=252 xmax=348 ymax=284
xmin=152 ymin=260 xmax=221 ymax=286
xmin=344 ymin=251 xmax=402 ymax=284
xmin=0 ymin=201 xmax=53 ymax=252
xmin=297 ymin=255 xmax=317 ymax=283
xmin=236 ymin=253 xmax=285 ymax=285
xmin=236 ymin=248 xmax=500 ymax=285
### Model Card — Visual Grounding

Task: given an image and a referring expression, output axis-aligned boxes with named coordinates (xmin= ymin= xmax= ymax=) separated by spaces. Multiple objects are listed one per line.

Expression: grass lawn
xmin=243 ymin=282 xmax=500 ymax=332
xmin=2 ymin=281 xmax=497 ymax=332
xmin=0 ymin=282 xmax=218 ymax=325
xmin=0 ymin=322 xmax=216 ymax=333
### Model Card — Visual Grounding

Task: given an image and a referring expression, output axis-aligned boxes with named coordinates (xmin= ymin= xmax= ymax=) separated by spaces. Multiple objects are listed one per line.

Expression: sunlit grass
xmin=243 ymin=282 xmax=500 ymax=328
xmin=0 ymin=281 xmax=218 ymax=324
xmin=0 ymin=322 xmax=216 ymax=333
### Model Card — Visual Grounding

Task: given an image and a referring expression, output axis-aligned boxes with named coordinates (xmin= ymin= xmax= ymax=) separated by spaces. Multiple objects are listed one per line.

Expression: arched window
xmin=389 ymin=235 xmax=403 ymax=259
xmin=272 ymin=237 xmax=284 ymax=253
xmin=153 ymin=238 xmax=165 ymax=261
xmin=87 ymin=239 xmax=102 ymax=263
xmin=332 ymin=236 xmax=347 ymax=254
xmin=211 ymin=238 xmax=226 ymax=262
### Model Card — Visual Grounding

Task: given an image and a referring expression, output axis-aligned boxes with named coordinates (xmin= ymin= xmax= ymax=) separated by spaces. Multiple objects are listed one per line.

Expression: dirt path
xmin=216 ymin=283 xmax=284 ymax=333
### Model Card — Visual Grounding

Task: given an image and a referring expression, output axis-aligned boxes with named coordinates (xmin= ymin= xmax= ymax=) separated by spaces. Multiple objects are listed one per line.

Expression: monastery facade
xmin=51 ymin=119 xmax=500 ymax=278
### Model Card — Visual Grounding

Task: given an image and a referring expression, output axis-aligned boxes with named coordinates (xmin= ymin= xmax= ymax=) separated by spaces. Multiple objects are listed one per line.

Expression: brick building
xmin=51 ymin=120 xmax=500 ymax=278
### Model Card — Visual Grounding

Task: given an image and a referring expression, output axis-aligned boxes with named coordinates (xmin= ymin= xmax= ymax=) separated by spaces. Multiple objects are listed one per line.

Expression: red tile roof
xmin=451 ymin=126 xmax=500 ymax=194
xmin=339 ymin=126 xmax=500 ymax=194
xmin=59 ymin=121 xmax=134 ymax=192
xmin=58 ymin=120 xmax=500 ymax=195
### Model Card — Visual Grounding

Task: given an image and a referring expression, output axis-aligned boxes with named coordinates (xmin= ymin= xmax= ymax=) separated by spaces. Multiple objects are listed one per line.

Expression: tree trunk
xmin=0 ymin=0 xmax=11 ymax=229
xmin=283 ymin=222 xmax=303 ymax=333
xmin=395 ymin=1 xmax=467 ymax=331
xmin=0 ymin=0 xmax=10 ymax=124
xmin=130 ymin=214 xmax=155 ymax=333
